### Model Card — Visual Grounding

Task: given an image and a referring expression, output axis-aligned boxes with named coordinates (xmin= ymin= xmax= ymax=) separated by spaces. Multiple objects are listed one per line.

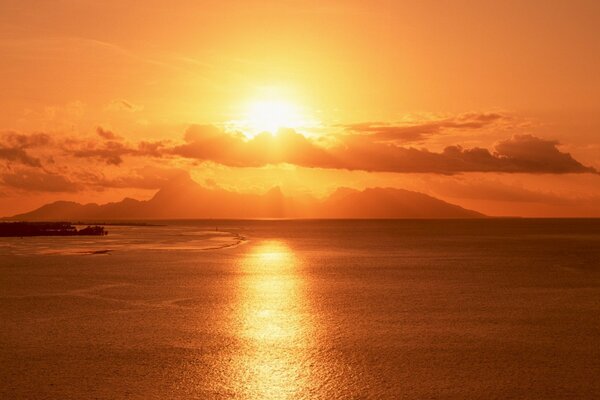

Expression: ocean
xmin=1 ymin=219 xmax=599 ymax=399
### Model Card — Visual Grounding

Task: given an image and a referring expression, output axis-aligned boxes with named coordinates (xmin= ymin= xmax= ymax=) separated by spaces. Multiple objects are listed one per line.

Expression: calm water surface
xmin=1 ymin=219 xmax=599 ymax=399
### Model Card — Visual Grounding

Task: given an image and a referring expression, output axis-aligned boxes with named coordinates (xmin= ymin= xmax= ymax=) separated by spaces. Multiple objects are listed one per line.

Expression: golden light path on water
xmin=232 ymin=240 xmax=314 ymax=399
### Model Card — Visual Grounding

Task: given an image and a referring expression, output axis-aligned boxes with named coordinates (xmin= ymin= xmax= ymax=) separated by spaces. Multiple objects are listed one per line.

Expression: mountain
xmin=318 ymin=187 xmax=483 ymax=218
xmin=5 ymin=175 xmax=484 ymax=220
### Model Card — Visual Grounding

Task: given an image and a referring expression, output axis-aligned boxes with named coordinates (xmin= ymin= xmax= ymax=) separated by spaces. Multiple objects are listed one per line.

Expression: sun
xmin=243 ymin=99 xmax=305 ymax=134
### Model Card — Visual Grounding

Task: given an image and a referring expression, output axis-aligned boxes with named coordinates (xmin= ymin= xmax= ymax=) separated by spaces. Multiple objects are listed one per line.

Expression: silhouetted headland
xmin=3 ymin=174 xmax=484 ymax=220
xmin=0 ymin=222 xmax=107 ymax=237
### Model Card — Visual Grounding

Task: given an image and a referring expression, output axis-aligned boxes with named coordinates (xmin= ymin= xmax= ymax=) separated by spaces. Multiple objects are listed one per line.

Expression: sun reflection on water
xmin=233 ymin=240 xmax=313 ymax=399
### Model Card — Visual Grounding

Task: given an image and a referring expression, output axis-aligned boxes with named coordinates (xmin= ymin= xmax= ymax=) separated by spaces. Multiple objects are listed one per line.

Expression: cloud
xmin=69 ymin=136 xmax=167 ymax=165
xmin=2 ymin=130 xmax=168 ymax=168
xmin=96 ymin=126 xmax=121 ymax=140
xmin=0 ymin=170 xmax=80 ymax=192
xmin=0 ymin=119 xmax=596 ymax=180
xmin=493 ymin=134 xmax=591 ymax=173
xmin=342 ymin=112 xmax=506 ymax=142
xmin=170 ymin=125 xmax=596 ymax=174
xmin=1 ymin=132 xmax=52 ymax=148
xmin=0 ymin=164 xmax=189 ymax=194
xmin=0 ymin=131 xmax=49 ymax=167
xmin=173 ymin=125 xmax=336 ymax=168
xmin=77 ymin=166 xmax=190 ymax=190
xmin=70 ymin=140 xmax=131 ymax=165
xmin=0 ymin=147 xmax=42 ymax=167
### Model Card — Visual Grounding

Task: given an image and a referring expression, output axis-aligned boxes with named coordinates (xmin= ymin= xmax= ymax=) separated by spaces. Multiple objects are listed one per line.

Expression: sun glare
xmin=243 ymin=99 xmax=305 ymax=135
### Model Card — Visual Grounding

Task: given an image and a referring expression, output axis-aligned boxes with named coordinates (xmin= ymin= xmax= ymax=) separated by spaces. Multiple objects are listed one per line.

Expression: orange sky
xmin=1 ymin=0 xmax=600 ymax=217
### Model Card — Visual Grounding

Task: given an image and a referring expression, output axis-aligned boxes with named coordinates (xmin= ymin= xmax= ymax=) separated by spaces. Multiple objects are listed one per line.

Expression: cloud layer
xmin=0 ymin=132 xmax=50 ymax=167
xmin=0 ymin=118 xmax=596 ymax=195
xmin=342 ymin=112 xmax=506 ymax=142
xmin=170 ymin=125 xmax=595 ymax=174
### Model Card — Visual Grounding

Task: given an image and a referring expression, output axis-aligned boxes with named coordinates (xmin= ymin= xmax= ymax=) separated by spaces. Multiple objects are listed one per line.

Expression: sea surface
xmin=1 ymin=219 xmax=599 ymax=399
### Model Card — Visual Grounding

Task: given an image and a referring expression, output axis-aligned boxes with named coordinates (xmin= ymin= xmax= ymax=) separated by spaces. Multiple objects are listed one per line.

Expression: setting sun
xmin=242 ymin=99 xmax=306 ymax=134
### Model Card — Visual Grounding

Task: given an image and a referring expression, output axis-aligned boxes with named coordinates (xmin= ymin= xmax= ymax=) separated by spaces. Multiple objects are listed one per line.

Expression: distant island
xmin=2 ymin=174 xmax=484 ymax=220
xmin=0 ymin=222 xmax=107 ymax=237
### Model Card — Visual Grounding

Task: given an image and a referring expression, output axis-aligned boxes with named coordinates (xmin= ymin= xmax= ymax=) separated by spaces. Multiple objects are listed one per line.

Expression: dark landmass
xmin=4 ymin=174 xmax=484 ymax=220
xmin=0 ymin=222 xmax=107 ymax=237
xmin=72 ymin=221 xmax=165 ymax=227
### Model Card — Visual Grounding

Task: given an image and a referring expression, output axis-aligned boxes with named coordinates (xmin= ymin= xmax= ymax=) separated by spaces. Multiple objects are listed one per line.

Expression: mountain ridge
xmin=4 ymin=177 xmax=485 ymax=220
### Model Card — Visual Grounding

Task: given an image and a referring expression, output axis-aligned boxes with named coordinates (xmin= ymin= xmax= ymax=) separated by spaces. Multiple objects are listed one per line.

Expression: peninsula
xmin=0 ymin=222 xmax=107 ymax=237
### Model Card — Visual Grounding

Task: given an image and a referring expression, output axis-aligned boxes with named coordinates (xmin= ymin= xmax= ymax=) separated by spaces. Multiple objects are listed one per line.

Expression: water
xmin=1 ymin=219 xmax=599 ymax=399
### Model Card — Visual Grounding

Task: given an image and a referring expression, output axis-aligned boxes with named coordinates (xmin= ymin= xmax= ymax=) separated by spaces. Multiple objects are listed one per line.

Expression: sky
xmin=1 ymin=0 xmax=600 ymax=217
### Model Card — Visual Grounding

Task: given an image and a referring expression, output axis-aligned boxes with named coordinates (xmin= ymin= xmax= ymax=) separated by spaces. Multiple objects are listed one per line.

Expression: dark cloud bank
xmin=170 ymin=125 xmax=596 ymax=174
xmin=0 ymin=120 xmax=597 ymax=194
